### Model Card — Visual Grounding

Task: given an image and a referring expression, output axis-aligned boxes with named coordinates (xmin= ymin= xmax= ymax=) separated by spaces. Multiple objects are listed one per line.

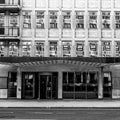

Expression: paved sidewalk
xmin=0 ymin=100 xmax=120 ymax=108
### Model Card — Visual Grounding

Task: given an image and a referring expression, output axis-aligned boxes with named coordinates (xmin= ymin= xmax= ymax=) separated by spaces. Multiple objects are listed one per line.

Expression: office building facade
xmin=0 ymin=0 xmax=120 ymax=100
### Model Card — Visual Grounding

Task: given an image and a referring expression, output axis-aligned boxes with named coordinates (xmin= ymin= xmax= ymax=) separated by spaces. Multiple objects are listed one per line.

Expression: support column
xmin=58 ymin=71 xmax=63 ymax=99
xmin=98 ymin=67 xmax=103 ymax=99
xmin=17 ymin=66 xmax=22 ymax=99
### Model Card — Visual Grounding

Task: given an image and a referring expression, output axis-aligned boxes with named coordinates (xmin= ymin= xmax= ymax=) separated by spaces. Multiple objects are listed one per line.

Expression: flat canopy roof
xmin=0 ymin=57 xmax=118 ymax=68
xmin=0 ymin=57 xmax=118 ymax=64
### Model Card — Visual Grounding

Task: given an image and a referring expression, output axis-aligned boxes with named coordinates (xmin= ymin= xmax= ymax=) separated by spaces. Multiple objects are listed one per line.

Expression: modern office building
xmin=0 ymin=0 xmax=120 ymax=100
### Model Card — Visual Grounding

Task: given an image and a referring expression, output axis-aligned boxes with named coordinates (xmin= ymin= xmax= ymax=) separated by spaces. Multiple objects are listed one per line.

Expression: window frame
xmin=23 ymin=11 xmax=31 ymax=29
xmin=102 ymin=11 xmax=111 ymax=29
xmin=36 ymin=11 xmax=45 ymax=29
xmin=49 ymin=11 xmax=58 ymax=29
xmin=62 ymin=11 xmax=71 ymax=29
xmin=115 ymin=12 xmax=120 ymax=29
xmin=89 ymin=11 xmax=97 ymax=29
xmin=75 ymin=11 xmax=84 ymax=29
xmin=35 ymin=42 xmax=44 ymax=57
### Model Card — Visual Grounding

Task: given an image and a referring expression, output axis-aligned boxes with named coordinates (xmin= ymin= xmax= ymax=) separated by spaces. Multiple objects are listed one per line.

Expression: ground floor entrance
xmin=22 ymin=72 xmax=58 ymax=99
xmin=21 ymin=71 xmax=112 ymax=100
xmin=39 ymin=73 xmax=58 ymax=99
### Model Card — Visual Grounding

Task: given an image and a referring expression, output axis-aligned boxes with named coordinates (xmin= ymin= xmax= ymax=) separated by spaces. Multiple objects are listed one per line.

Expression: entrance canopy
xmin=0 ymin=57 xmax=118 ymax=68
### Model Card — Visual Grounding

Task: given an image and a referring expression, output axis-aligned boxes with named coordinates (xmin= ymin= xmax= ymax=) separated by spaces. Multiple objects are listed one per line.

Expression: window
xmin=49 ymin=11 xmax=58 ymax=29
xmin=36 ymin=11 xmax=45 ymax=29
xmin=115 ymin=42 xmax=120 ymax=57
xmin=102 ymin=41 xmax=111 ymax=57
xmin=0 ymin=42 xmax=5 ymax=57
xmin=62 ymin=42 xmax=71 ymax=57
xmin=102 ymin=12 xmax=111 ymax=29
xmin=62 ymin=11 xmax=71 ymax=29
xmin=22 ymin=41 xmax=31 ymax=56
xmin=75 ymin=12 xmax=84 ymax=29
xmin=89 ymin=42 xmax=98 ymax=57
xmin=9 ymin=13 xmax=18 ymax=27
xmin=63 ymin=72 xmax=98 ymax=99
xmin=9 ymin=42 xmax=19 ymax=56
xmin=76 ymin=42 xmax=84 ymax=57
xmin=35 ymin=42 xmax=44 ymax=57
xmin=89 ymin=12 xmax=97 ymax=29
xmin=115 ymin=12 xmax=120 ymax=29
xmin=23 ymin=11 xmax=31 ymax=29
xmin=49 ymin=42 xmax=57 ymax=57
xmin=0 ymin=13 xmax=5 ymax=35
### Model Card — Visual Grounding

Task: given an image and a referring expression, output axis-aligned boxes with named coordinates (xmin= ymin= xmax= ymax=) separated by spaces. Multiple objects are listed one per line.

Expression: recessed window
xmin=36 ymin=11 xmax=45 ymax=29
xmin=0 ymin=42 xmax=5 ymax=57
xmin=89 ymin=42 xmax=98 ymax=57
xmin=49 ymin=42 xmax=57 ymax=57
xmin=9 ymin=13 xmax=18 ymax=27
xmin=115 ymin=12 xmax=120 ymax=29
xmin=22 ymin=41 xmax=31 ymax=56
xmin=89 ymin=12 xmax=97 ymax=29
xmin=102 ymin=41 xmax=111 ymax=57
xmin=23 ymin=11 xmax=31 ymax=29
xmin=62 ymin=42 xmax=71 ymax=57
xmin=76 ymin=42 xmax=84 ymax=57
xmin=75 ymin=12 xmax=84 ymax=29
xmin=102 ymin=12 xmax=111 ymax=29
xmin=62 ymin=11 xmax=71 ymax=29
xmin=0 ymin=13 xmax=5 ymax=35
xmin=49 ymin=11 xmax=58 ymax=29
xmin=9 ymin=42 xmax=19 ymax=56
xmin=115 ymin=42 xmax=120 ymax=57
xmin=35 ymin=42 xmax=44 ymax=57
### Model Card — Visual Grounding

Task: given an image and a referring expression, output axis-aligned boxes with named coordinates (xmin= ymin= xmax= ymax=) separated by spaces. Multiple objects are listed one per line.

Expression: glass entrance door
xmin=8 ymin=72 xmax=17 ymax=98
xmin=103 ymin=72 xmax=112 ymax=98
xmin=39 ymin=73 xmax=57 ymax=99
xmin=23 ymin=73 xmax=35 ymax=99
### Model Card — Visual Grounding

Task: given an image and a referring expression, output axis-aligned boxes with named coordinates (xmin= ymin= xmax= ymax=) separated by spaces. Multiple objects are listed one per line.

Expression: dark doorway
xmin=22 ymin=73 xmax=35 ymax=99
xmin=103 ymin=72 xmax=112 ymax=98
xmin=39 ymin=73 xmax=58 ymax=99
xmin=8 ymin=72 xmax=17 ymax=98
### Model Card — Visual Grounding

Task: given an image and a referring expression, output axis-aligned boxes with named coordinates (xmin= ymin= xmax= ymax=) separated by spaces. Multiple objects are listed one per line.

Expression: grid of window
xmin=62 ymin=42 xmax=71 ymax=57
xmin=49 ymin=42 xmax=57 ymax=57
xmin=23 ymin=11 xmax=31 ymax=29
xmin=75 ymin=12 xmax=84 ymax=29
xmin=115 ymin=42 xmax=120 ymax=57
xmin=62 ymin=11 xmax=71 ymax=29
xmin=36 ymin=11 xmax=45 ymax=29
xmin=0 ymin=13 xmax=4 ymax=35
xmin=22 ymin=41 xmax=31 ymax=56
xmin=89 ymin=42 xmax=98 ymax=57
xmin=49 ymin=11 xmax=58 ymax=29
xmin=35 ymin=42 xmax=44 ymax=57
xmin=115 ymin=12 xmax=120 ymax=29
xmin=102 ymin=12 xmax=111 ymax=29
xmin=102 ymin=41 xmax=111 ymax=57
xmin=89 ymin=12 xmax=97 ymax=29
xmin=9 ymin=42 xmax=18 ymax=56
xmin=63 ymin=72 xmax=98 ymax=99
xmin=0 ymin=42 xmax=5 ymax=57
xmin=76 ymin=42 xmax=84 ymax=57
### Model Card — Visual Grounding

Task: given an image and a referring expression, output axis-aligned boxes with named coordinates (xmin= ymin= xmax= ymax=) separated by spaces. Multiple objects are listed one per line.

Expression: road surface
xmin=0 ymin=107 xmax=120 ymax=120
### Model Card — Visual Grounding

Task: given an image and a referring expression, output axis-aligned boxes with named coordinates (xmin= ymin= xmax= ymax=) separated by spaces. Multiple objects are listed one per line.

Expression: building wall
xmin=0 ymin=0 xmax=120 ymax=57
xmin=18 ymin=0 xmax=120 ymax=57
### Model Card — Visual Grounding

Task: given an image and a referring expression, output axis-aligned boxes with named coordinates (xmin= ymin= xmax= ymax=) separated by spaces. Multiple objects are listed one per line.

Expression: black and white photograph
xmin=0 ymin=0 xmax=120 ymax=119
